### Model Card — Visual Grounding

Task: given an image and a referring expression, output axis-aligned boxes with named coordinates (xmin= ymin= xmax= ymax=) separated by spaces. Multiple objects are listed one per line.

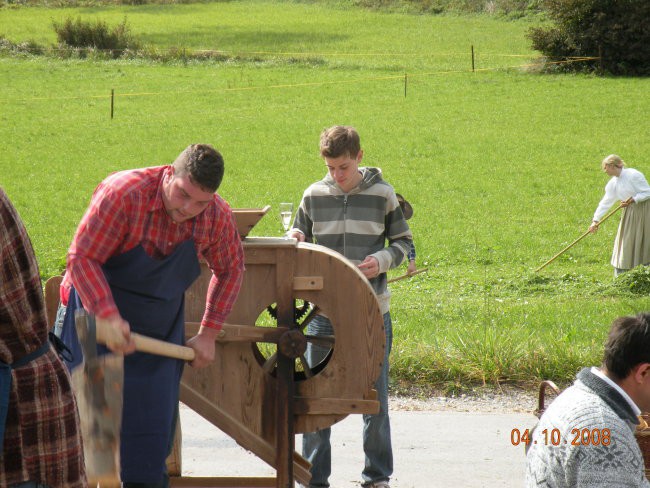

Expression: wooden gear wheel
xmin=180 ymin=237 xmax=386 ymax=486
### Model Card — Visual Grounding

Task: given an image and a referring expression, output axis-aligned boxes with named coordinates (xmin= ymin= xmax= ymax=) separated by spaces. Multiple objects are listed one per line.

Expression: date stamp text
xmin=510 ymin=428 xmax=611 ymax=447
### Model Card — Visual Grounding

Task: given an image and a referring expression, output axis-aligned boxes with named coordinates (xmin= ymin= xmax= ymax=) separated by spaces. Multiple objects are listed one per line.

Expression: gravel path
xmin=180 ymin=389 xmax=538 ymax=487
xmin=390 ymin=386 xmax=543 ymax=414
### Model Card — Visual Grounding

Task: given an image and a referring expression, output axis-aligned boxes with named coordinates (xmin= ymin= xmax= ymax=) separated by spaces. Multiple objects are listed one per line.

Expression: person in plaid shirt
xmin=58 ymin=144 xmax=244 ymax=487
xmin=0 ymin=187 xmax=86 ymax=488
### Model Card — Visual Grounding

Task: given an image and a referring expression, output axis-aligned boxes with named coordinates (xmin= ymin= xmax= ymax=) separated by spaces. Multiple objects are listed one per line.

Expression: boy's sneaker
xmin=364 ymin=482 xmax=390 ymax=488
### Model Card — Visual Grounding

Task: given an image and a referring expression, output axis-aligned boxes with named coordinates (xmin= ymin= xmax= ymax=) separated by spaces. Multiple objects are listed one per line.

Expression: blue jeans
xmin=53 ymin=303 xmax=66 ymax=337
xmin=302 ymin=313 xmax=393 ymax=487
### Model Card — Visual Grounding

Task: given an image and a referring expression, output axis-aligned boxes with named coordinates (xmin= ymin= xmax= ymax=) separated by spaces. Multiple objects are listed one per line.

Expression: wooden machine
xmin=46 ymin=207 xmax=387 ymax=488
xmin=174 ymin=208 xmax=386 ymax=487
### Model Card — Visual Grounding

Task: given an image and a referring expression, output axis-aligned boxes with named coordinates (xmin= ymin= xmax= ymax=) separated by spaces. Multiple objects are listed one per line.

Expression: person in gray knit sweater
xmin=289 ymin=125 xmax=412 ymax=488
xmin=525 ymin=312 xmax=650 ymax=487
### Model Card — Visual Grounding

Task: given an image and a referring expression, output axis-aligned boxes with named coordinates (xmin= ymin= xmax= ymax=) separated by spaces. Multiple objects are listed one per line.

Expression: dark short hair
xmin=603 ymin=312 xmax=650 ymax=379
xmin=320 ymin=125 xmax=361 ymax=159
xmin=172 ymin=144 xmax=224 ymax=193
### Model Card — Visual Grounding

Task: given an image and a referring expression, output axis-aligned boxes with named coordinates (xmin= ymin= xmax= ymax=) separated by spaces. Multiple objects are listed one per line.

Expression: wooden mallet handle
xmin=95 ymin=318 xmax=196 ymax=361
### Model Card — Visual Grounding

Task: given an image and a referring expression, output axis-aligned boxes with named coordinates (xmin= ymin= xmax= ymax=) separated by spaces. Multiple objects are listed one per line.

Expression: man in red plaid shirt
xmin=59 ymin=143 xmax=244 ymax=487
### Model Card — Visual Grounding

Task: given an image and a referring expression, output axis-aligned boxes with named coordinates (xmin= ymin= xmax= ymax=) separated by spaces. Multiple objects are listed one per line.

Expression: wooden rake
xmin=535 ymin=203 xmax=623 ymax=273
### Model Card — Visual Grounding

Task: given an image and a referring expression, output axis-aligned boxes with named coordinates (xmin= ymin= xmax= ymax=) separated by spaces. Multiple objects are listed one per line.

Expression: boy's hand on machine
xmin=287 ymin=230 xmax=305 ymax=241
xmin=357 ymin=256 xmax=379 ymax=279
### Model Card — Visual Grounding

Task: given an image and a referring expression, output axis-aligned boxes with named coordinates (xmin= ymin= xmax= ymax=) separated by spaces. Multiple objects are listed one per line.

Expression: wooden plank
xmin=232 ymin=206 xmax=270 ymax=239
xmin=274 ymin=245 xmax=296 ymax=488
xmin=166 ymin=419 xmax=182 ymax=476
xmin=170 ymin=476 xmax=276 ymax=487
xmin=218 ymin=325 xmax=288 ymax=343
xmin=292 ymin=276 xmax=323 ymax=291
xmin=179 ymin=383 xmax=311 ymax=485
xmin=185 ymin=321 xmax=201 ymax=336
xmin=243 ymin=238 xmax=296 ymax=265
xmin=44 ymin=275 xmax=63 ymax=330
xmin=293 ymin=397 xmax=379 ymax=415
xmin=184 ymin=323 xmax=287 ymax=344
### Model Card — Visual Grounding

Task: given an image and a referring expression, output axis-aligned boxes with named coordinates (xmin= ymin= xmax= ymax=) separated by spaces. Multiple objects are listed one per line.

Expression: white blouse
xmin=593 ymin=167 xmax=650 ymax=222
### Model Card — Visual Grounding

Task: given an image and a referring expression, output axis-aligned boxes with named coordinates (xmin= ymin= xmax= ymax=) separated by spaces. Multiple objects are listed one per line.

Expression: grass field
xmin=2 ymin=0 xmax=650 ymax=392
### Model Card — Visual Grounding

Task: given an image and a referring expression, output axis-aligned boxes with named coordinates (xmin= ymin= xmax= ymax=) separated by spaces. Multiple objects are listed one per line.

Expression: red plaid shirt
xmin=62 ymin=165 xmax=244 ymax=330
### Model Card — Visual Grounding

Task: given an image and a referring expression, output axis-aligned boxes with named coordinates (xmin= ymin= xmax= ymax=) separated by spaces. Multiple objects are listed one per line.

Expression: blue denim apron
xmin=61 ymin=238 xmax=200 ymax=483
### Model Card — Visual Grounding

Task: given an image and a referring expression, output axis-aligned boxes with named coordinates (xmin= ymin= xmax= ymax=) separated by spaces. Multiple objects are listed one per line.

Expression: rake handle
xmin=387 ymin=267 xmax=428 ymax=284
xmin=535 ymin=203 xmax=623 ymax=273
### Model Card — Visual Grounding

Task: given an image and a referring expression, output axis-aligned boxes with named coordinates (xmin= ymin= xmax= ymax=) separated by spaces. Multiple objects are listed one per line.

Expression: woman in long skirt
xmin=589 ymin=154 xmax=650 ymax=275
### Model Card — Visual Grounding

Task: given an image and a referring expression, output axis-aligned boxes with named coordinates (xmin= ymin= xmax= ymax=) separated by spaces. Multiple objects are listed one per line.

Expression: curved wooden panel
xmin=181 ymin=237 xmax=385 ymax=482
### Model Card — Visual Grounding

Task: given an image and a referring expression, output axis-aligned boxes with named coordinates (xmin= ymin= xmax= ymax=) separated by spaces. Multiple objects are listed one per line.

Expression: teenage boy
xmin=289 ymin=125 xmax=412 ymax=488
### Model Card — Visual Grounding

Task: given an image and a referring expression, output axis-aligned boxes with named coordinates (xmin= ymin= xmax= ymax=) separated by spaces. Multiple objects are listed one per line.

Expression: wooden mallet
xmin=72 ymin=311 xmax=124 ymax=488
xmin=72 ymin=310 xmax=196 ymax=487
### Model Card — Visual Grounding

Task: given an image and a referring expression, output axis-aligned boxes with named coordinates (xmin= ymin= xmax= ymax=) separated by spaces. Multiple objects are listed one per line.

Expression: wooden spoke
xmin=262 ymin=352 xmax=278 ymax=374
xmin=299 ymin=355 xmax=314 ymax=378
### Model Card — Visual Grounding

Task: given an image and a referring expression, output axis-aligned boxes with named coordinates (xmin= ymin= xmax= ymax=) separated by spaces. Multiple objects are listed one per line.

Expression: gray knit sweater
xmin=292 ymin=167 xmax=412 ymax=314
xmin=525 ymin=368 xmax=649 ymax=488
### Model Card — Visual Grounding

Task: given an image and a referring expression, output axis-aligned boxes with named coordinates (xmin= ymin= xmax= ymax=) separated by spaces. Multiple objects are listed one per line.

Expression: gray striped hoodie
xmin=292 ymin=166 xmax=412 ymax=314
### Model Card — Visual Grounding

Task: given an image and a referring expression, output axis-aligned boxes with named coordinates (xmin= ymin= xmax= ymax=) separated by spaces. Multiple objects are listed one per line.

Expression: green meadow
xmin=2 ymin=0 xmax=650 ymax=392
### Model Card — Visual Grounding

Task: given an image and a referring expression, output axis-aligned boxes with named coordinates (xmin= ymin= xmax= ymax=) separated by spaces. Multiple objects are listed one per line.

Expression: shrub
xmin=0 ymin=36 xmax=44 ymax=56
xmin=527 ymin=0 xmax=650 ymax=76
xmin=52 ymin=16 xmax=140 ymax=58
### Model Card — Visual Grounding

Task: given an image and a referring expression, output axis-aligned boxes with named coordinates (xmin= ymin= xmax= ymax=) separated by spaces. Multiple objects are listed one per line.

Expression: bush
xmin=0 ymin=36 xmax=44 ymax=56
xmin=527 ymin=0 xmax=650 ymax=76
xmin=52 ymin=16 xmax=140 ymax=58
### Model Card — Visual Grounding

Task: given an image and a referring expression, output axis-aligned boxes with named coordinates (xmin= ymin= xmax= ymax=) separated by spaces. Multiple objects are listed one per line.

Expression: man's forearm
xmin=201 ymin=267 xmax=244 ymax=329
xmin=67 ymin=254 xmax=119 ymax=318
